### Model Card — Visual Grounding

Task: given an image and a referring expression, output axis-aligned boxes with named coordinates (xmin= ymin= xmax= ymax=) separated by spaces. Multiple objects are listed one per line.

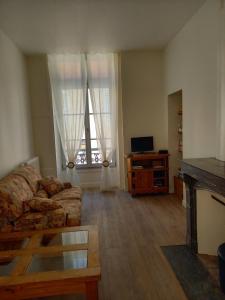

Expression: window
xmin=77 ymin=89 xmax=103 ymax=167
xmin=49 ymin=53 xmax=117 ymax=177
xmin=62 ymin=88 xmax=104 ymax=168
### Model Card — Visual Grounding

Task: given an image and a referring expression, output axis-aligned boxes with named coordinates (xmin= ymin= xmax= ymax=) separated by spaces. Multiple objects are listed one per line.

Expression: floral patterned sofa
xmin=0 ymin=165 xmax=82 ymax=232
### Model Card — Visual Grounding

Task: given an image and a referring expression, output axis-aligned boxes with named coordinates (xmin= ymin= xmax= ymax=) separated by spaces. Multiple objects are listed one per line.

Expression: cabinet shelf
xmin=131 ymin=167 xmax=168 ymax=172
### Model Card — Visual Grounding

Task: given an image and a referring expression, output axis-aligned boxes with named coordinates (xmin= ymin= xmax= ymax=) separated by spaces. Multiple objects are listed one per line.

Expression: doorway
xmin=168 ymin=90 xmax=183 ymax=198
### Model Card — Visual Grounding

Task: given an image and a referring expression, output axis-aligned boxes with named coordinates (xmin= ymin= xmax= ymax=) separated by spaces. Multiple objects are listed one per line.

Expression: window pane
xmin=62 ymin=89 xmax=85 ymax=115
xmin=88 ymin=90 xmax=93 ymax=113
xmin=62 ymin=88 xmax=86 ymax=166
xmin=91 ymin=88 xmax=110 ymax=113
xmin=76 ymin=150 xmax=87 ymax=165
xmin=91 ymin=139 xmax=98 ymax=149
xmin=80 ymin=139 xmax=86 ymax=150
xmin=64 ymin=139 xmax=86 ymax=150
xmin=89 ymin=115 xmax=97 ymax=138
xmin=81 ymin=129 xmax=85 ymax=139
xmin=91 ymin=150 xmax=102 ymax=164
xmin=61 ymin=87 xmax=115 ymax=167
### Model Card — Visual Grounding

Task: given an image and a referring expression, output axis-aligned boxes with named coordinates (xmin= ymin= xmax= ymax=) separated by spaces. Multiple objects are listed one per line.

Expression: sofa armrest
xmin=26 ymin=197 xmax=62 ymax=212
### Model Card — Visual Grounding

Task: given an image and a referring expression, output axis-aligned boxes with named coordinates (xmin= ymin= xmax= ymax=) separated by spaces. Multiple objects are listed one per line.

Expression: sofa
xmin=0 ymin=165 xmax=82 ymax=232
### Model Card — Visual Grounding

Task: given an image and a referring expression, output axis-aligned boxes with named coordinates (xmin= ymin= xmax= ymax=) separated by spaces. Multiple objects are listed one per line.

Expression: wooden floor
xmin=40 ymin=191 xmax=188 ymax=300
xmin=198 ymin=254 xmax=219 ymax=288
xmin=82 ymin=190 xmax=188 ymax=300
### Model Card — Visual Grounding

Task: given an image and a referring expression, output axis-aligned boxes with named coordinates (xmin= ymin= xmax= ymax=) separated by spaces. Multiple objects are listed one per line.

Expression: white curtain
xmin=87 ymin=53 xmax=119 ymax=191
xmin=217 ymin=1 xmax=225 ymax=161
xmin=48 ymin=54 xmax=87 ymax=184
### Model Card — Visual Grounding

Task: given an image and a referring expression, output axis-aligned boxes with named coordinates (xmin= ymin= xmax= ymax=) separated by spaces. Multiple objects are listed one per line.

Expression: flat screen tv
xmin=131 ymin=136 xmax=154 ymax=153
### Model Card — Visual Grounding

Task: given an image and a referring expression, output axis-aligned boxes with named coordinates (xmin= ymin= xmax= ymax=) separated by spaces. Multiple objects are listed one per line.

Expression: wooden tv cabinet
xmin=127 ymin=153 xmax=169 ymax=196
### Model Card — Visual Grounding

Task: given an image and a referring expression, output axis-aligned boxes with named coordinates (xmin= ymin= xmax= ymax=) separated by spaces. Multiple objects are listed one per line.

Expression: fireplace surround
xmin=181 ymin=158 xmax=225 ymax=253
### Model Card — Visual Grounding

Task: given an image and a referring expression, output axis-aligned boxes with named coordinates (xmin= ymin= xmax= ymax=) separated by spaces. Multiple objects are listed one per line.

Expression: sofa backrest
xmin=13 ymin=165 xmax=42 ymax=194
xmin=0 ymin=174 xmax=33 ymax=222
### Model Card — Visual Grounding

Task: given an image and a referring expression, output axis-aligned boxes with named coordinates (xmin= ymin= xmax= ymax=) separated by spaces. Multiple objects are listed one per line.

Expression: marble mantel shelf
xmin=183 ymin=157 xmax=225 ymax=178
xmin=181 ymin=157 xmax=225 ymax=253
xmin=182 ymin=158 xmax=225 ymax=197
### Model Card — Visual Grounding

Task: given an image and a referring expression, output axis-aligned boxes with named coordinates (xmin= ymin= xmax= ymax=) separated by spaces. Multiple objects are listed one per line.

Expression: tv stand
xmin=133 ymin=151 xmax=156 ymax=155
xmin=127 ymin=153 xmax=169 ymax=196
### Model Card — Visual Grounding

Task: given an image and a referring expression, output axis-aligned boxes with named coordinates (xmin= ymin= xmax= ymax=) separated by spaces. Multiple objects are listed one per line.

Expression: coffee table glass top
xmin=43 ymin=230 xmax=88 ymax=247
xmin=0 ymin=226 xmax=100 ymax=300
xmin=27 ymin=231 xmax=89 ymax=273
xmin=0 ymin=226 xmax=99 ymax=279
xmin=27 ymin=250 xmax=88 ymax=273
xmin=0 ymin=256 xmax=21 ymax=276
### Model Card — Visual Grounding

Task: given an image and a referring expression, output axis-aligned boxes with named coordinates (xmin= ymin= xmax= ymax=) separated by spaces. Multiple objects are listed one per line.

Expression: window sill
xmin=62 ymin=164 xmax=116 ymax=171
xmin=76 ymin=164 xmax=102 ymax=170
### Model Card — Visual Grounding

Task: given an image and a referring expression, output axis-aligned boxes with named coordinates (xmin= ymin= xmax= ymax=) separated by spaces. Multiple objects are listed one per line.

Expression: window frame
xmin=79 ymin=89 xmax=102 ymax=169
xmin=61 ymin=87 xmax=102 ymax=170
xmin=61 ymin=86 xmax=117 ymax=170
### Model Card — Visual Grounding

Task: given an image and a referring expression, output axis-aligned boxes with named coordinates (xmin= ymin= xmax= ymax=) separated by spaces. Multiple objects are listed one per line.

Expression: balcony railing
xmin=76 ymin=151 xmax=102 ymax=165
xmin=76 ymin=152 xmax=87 ymax=165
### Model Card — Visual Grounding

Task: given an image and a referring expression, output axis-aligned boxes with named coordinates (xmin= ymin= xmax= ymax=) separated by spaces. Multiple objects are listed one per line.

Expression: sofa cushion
xmin=14 ymin=212 xmax=48 ymax=231
xmin=0 ymin=174 xmax=33 ymax=221
xmin=14 ymin=209 xmax=66 ymax=231
xmin=27 ymin=197 xmax=62 ymax=212
xmin=51 ymin=187 xmax=82 ymax=201
xmin=13 ymin=165 xmax=42 ymax=194
xmin=35 ymin=189 xmax=49 ymax=198
xmin=46 ymin=208 xmax=66 ymax=228
xmin=39 ymin=177 xmax=64 ymax=197
xmin=0 ymin=218 xmax=13 ymax=233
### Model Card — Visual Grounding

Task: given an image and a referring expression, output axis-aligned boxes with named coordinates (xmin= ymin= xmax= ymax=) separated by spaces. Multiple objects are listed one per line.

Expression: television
xmin=131 ymin=136 xmax=154 ymax=153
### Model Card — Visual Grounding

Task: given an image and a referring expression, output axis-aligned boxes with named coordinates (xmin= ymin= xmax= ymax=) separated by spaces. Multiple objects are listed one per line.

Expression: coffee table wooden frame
xmin=0 ymin=225 xmax=100 ymax=300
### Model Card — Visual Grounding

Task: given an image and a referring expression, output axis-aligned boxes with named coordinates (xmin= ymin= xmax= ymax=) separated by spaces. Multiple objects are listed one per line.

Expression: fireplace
xmin=181 ymin=158 xmax=225 ymax=254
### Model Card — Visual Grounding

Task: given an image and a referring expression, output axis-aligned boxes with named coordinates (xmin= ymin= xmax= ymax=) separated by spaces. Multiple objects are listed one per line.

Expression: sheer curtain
xmin=48 ymin=54 xmax=87 ymax=184
xmin=87 ymin=53 xmax=119 ymax=191
xmin=217 ymin=1 xmax=225 ymax=161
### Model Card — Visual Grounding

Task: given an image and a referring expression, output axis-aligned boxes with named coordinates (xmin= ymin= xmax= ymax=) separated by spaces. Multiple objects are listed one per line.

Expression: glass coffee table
xmin=0 ymin=226 xmax=100 ymax=299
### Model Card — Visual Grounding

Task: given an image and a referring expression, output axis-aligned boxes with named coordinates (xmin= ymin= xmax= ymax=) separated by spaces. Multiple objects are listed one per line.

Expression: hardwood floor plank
xmin=81 ymin=190 xmax=187 ymax=300
xmin=38 ymin=190 xmax=187 ymax=299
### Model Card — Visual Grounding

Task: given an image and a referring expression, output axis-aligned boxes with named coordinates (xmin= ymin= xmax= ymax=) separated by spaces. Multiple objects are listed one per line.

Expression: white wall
xmin=121 ymin=50 xmax=166 ymax=154
xmin=0 ymin=29 xmax=34 ymax=178
xmin=164 ymin=0 xmax=219 ymax=159
xmin=26 ymin=55 xmax=57 ymax=176
xmin=197 ymin=190 xmax=225 ymax=255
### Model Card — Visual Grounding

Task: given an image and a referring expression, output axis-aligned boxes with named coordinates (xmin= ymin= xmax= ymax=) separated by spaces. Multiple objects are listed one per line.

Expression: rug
xmin=161 ymin=245 xmax=225 ymax=300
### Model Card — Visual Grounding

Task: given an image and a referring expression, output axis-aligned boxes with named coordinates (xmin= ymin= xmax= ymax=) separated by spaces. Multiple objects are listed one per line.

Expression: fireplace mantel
xmin=181 ymin=158 xmax=225 ymax=253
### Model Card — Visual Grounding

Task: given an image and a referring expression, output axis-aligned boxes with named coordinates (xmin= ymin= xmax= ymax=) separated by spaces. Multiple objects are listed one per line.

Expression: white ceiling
xmin=0 ymin=0 xmax=206 ymax=54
